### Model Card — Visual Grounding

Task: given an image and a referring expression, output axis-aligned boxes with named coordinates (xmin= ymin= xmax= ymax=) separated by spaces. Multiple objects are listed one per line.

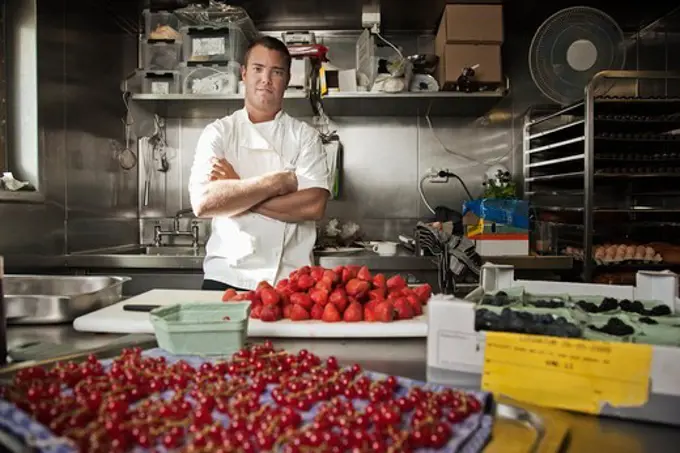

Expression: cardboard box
xmin=436 ymin=4 xmax=504 ymax=44
xmin=435 ymin=43 xmax=502 ymax=88
xmin=426 ymin=263 xmax=680 ymax=426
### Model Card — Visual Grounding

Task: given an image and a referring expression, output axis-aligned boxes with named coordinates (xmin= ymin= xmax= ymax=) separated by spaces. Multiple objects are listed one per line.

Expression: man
xmin=189 ymin=36 xmax=330 ymax=291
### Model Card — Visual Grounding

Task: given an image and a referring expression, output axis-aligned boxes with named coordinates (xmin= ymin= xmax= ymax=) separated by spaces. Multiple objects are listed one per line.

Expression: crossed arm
xmin=207 ymin=158 xmax=328 ymax=222
xmin=189 ymin=123 xmax=330 ymax=222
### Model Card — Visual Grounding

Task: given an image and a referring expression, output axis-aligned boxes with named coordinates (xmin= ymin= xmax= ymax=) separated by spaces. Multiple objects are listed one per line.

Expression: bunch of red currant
xmin=1 ymin=341 xmax=483 ymax=453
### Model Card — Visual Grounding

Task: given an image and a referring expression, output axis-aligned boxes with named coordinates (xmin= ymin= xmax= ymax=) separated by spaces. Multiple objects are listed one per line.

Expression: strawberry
xmin=250 ymin=304 xmax=263 ymax=319
xmin=374 ymin=301 xmax=394 ymax=322
xmin=297 ymin=274 xmax=315 ymax=290
xmin=298 ymin=266 xmax=311 ymax=275
xmin=357 ymin=266 xmax=372 ymax=282
xmin=346 ymin=265 xmax=360 ymax=279
xmin=341 ymin=268 xmax=352 ymax=284
xmin=290 ymin=304 xmax=311 ymax=321
xmin=310 ymin=304 xmax=324 ymax=320
xmin=345 ymin=279 xmax=370 ymax=298
xmin=329 ymin=288 xmax=348 ymax=311
xmin=364 ymin=299 xmax=378 ymax=312
xmin=290 ymin=292 xmax=314 ymax=310
xmin=343 ymin=301 xmax=363 ymax=322
xmin=321 ymin=303 xmax=342 ymax=323
xmin=364 ymin=305 xmax=377 ymax=322
xmin=260 ymin=304 xmax=281 ymax=322
xmin=386 ymin=274 xmax=407 ymax=291
xmin=256 ymin=281 xmax=273 ymax=296
xmin=287 ymin=278 xmax=301 ymax=292
xmin=221 ymin=288 xmax=238 ymax=302
xmin=309 ymin=288 xmax=330 ymax=306
xmin=323 ymin=269 xmax=340 ymax=284
xmin=406 ymin=294 xmax=423 ymax=316
xmin=368 ymin=288 xmax=385 ymax=301
xmin=278 ymin=290 xmax=291 ymax=306
xmin=282 ymin=304 xmax=293 ymax=319
xmin=275 ymin=279 xmax=289 ymax=291
xmin=373 ymin=273 xmax=387 ymax=288
xmin=333 ymin=265 xmax=345 ymax=275
xmin=260 ymin=288 xmax=280 ymax=306
xmin=413 ymin=283 xmax=432 ymax=305
xmin=310 ymin=267 xmax=325 ymax=282
xmin=315 ymin=280 xmax=333 ymax=292
xmin=393 ymin=298 xmax=415 ymax=320
xmin=231 ymin=293 xmax=247 ymax=301
xmin=243 ymin=291 xmax=260 ymax=304
xmin=388 ymin=289 xmax=403 ymax=300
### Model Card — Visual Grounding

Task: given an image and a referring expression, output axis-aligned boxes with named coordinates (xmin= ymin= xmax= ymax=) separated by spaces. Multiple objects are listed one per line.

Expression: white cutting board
xmin=73 ymin=289 xmax=428 ymax=338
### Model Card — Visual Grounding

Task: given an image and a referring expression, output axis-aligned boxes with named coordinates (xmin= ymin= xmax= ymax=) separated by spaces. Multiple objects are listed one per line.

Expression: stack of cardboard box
xmin=434 ymin=3 xmax=504 ymax=91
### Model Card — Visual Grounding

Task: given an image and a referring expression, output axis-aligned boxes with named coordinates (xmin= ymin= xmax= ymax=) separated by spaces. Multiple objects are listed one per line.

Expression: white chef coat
xmin=188 ymin=108 xmax=330 ymax=290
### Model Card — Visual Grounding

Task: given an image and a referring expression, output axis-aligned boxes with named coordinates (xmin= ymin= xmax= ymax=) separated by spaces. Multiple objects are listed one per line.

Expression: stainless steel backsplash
xmin=2 ymin=0 xmax=679 ymax=254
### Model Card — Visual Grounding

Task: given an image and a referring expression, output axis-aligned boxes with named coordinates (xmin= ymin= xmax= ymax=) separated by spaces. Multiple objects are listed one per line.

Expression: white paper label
xmin=437 ymin=331 xmax=484 ymax=368
xmin=151 ymin=81 xmax=170 ymax=95
xmin=193 ymin=37 xmax=226 ymax=57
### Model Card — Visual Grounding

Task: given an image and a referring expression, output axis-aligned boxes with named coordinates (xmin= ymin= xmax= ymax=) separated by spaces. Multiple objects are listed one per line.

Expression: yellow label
xmin=481 ymin=332 xmax=653 ymax=414
xmin=466 ymin=218 xmax=484 ymax=238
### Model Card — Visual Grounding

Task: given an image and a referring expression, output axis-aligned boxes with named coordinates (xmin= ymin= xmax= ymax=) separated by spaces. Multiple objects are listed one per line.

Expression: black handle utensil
xmin=123 ymin=304 xmax=161 ymax=312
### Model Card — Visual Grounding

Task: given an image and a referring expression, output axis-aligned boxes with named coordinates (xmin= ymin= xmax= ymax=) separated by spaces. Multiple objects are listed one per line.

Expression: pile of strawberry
xmin=222 ymin=265 xmax=432 ymax=323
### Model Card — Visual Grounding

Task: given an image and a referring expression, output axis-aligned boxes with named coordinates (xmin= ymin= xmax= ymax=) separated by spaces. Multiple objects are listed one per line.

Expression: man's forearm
xmin=252 ymin=188 xmax=328 ymax=222
xmin=193 ymin=173 xmax=286 ymax=218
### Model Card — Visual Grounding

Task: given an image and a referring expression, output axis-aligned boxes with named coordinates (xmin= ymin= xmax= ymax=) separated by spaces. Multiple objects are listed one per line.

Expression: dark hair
xmin=243 ymin=36 xmax=291 ymax=71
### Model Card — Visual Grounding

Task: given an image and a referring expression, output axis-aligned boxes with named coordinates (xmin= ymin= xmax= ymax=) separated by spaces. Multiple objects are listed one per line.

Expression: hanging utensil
xmin=117 ymin=93 xmax=137 ymax=170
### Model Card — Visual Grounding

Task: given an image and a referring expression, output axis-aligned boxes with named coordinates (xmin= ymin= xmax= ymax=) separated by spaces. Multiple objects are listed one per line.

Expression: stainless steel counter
xmin=3 ymin=244 xmax=573 ymax=271
xmin=4 ymin=324 xmax=678 ymax=453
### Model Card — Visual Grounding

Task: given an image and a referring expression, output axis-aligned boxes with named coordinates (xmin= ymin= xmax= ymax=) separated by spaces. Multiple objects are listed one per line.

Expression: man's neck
xmin=245 ymin=103 xmax=281 ymax=124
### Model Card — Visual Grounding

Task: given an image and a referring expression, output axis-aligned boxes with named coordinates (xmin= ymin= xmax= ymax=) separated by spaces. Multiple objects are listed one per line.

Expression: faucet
xmin=174 ymin=208 xmax=194 ymax=232
xmin=153 ymin=208 xmax=200 ymax=248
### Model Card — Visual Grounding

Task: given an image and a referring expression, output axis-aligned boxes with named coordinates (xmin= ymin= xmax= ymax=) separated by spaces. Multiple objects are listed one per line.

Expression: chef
xmin=189 ymin=36 xmax=330 ymax=291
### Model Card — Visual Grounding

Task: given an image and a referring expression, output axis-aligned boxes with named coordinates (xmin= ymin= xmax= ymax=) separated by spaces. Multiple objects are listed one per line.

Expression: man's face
xmin=241 ymin=45 xmax=289 ymax=113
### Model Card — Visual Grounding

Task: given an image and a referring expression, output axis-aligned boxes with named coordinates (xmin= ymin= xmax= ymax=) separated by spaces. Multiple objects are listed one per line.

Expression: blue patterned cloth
xmin=0 ymin=348 xmax=493 ymax=453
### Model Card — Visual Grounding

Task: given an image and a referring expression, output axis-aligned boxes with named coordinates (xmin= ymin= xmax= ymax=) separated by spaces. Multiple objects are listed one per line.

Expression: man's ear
xmin=241 ymin=64 xmax=247 ymax=80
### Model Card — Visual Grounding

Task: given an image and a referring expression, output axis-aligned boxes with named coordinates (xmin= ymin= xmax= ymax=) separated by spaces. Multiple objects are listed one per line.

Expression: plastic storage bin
xmin=181 ymin=62 xmax=240 ymax=95
xmin=144 ymin=9 xmax=182 ymax=41
xmin=142 ymin=71 xmax=181 ymax=95
xmin=150 ymin=302 xmax=251 ymax=356
xmin=181 ymin=26 xmax=246 ymax=63
xmin=142 ymin=41 xmax=182 ymax=70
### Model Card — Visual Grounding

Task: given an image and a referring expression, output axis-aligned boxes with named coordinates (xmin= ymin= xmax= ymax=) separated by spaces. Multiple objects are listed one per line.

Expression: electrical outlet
xmin=427 ymin=167 xmax=449 ymax=183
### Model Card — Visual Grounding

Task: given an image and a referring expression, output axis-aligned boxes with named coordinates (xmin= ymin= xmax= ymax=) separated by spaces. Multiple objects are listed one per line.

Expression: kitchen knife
xmin=123 ymin=304 xmax=161 ymax=312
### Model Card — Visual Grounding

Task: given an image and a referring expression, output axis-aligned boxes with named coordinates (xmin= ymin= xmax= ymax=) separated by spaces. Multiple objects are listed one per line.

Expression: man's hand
xmin=209 ymin=158 xmax=240 ymax=181
xmin=275 ymin=171 xmax=298 ymax=196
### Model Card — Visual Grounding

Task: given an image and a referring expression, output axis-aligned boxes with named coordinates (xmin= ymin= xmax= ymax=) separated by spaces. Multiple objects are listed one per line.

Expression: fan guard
xmin=529 ymin=6 xmax=626 ymax=105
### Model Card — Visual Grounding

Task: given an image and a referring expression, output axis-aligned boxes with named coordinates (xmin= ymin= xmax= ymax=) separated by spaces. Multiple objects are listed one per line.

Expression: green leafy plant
xmin=482 ymin=170 xmax=517 ymax=199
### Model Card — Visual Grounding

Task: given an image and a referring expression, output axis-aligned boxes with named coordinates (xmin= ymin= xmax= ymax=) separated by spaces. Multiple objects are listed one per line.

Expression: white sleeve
xmin=295 ymin=132 xmax=331 ymax=192
xmin=188 ymin=122 xmax=226 ymax=212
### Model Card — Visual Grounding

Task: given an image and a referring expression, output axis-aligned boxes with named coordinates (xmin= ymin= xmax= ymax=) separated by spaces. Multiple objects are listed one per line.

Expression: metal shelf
xmin=528 ymin=119 xmax=585 ymax=140
xmin=523 ymin=70 xmax=680 ymax=282
xmin=129 ymin=90 xmax=506 ymax=117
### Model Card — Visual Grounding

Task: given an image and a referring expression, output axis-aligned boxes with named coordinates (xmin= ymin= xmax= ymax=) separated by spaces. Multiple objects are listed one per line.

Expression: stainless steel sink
xmin=144 ymin=246 xmax=204 ymax=256
xmin=74 ymin=245 xmax=205 ymax=256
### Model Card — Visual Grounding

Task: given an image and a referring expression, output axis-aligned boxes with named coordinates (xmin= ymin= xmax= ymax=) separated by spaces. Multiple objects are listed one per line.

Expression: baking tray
xmin=4 ymin=275 xmax=130 ymax=324
xmin=487 ymin=397 xmax=569 ymax=453
xmin=0 ymin=341 xmax=568 ymax=453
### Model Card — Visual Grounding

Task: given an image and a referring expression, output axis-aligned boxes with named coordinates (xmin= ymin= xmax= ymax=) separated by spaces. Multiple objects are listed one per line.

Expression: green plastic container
xmin=633 ymin=323 xmax=680 ymax=347
xmin=150 ymin=302 xmax=251 ymax=356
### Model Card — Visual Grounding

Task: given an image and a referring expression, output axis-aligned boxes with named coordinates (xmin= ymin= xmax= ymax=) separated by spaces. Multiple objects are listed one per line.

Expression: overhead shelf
xmin=129 ymin=90 xmax=506 ymax=118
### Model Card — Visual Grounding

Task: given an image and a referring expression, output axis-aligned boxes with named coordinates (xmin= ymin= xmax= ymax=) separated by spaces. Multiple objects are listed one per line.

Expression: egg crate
xmin=561 ymin=245 xmax=664 ymax=267
xmin=0 ymin=348 xmax=494 ymax=453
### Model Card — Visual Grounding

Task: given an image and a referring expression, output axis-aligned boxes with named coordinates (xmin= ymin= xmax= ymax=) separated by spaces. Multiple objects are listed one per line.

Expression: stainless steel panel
xmin=4 ymin=274 xmax=130 ymax=324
